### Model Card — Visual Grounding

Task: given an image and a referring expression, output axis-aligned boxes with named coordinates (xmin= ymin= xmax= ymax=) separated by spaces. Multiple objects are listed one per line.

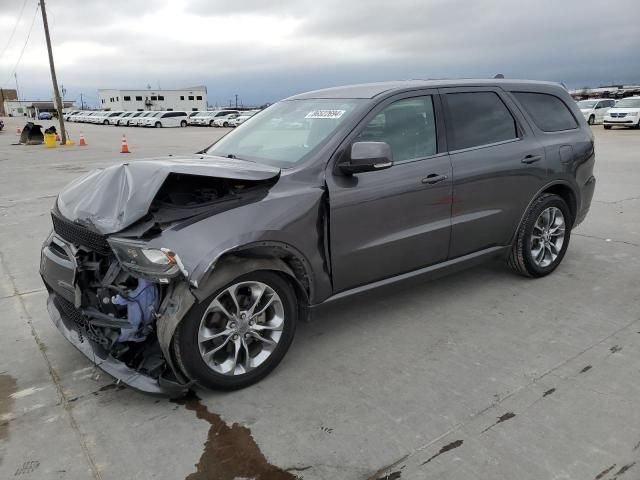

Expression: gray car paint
xmin=41 ymin=78 xmax=596 ymax=394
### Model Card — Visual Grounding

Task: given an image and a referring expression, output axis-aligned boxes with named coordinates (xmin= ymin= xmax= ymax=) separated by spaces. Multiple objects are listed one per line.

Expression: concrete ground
xmin=0 ymin=117 xmax=639 ymax=480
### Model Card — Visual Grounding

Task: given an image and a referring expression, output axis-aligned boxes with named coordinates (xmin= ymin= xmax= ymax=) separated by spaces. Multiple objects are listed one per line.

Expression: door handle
xmin=421 ymin=174 xmax=448 ymax=185
xmin=521 ymin=155 xmax=542 ymax=164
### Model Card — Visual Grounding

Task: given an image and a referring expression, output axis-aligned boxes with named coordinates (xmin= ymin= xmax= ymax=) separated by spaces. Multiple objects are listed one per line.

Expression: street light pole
xmin=40 ymin=0 xmax=66 ymax=144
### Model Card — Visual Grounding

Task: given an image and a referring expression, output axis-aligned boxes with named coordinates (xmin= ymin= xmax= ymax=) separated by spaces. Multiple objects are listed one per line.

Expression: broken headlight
xmin=108 ymin=238 xmax=184 ymax=280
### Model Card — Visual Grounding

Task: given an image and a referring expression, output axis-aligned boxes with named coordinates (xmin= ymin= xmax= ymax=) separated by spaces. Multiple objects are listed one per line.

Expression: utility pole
xmin=235 ymin=94 xmax=238 ymax=108
xmin=14 ymin=72 xmax=20 ymax=101
xmin=40 ymin=0 xmax=66 ymax=144
xmin=80 ymin=92 xmax=84 ymax=110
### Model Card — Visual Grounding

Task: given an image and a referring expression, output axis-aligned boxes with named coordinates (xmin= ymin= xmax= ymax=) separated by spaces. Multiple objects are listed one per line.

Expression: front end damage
xmin=41 ymin=214 xmax=194 ymax=396
xmin=40 ymin=156 xmax=282 ymax=396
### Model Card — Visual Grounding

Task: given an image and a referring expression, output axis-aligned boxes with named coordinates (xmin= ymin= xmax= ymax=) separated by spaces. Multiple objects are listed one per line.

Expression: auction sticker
xmin=305 ymin=110 xmax=346 ymax=119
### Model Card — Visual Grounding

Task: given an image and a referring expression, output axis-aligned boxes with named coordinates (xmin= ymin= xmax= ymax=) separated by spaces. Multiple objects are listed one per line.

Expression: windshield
xmin=614 ymin=98 xmax=640 ymax=108
xmin=577 ymin=100 xmax=597 ymax=109
xmin=205 ymin=99 xmax=364 ymax=168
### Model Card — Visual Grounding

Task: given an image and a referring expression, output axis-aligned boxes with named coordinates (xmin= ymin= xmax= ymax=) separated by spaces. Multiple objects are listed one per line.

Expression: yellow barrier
xmin=44 ymin=133 xmax=57 ymax=148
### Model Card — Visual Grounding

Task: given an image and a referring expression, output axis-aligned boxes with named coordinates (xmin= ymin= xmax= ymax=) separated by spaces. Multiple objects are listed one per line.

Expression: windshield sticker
xmin=305 ymin=109 xmax=346 ymax=119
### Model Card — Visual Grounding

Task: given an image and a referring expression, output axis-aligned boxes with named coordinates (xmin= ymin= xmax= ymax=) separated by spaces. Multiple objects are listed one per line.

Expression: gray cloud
xmin=1 ymin=0 xmax=638 ymax=106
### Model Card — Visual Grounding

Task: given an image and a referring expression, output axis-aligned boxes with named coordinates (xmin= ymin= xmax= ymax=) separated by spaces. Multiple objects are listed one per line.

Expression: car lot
xmin=0 ymin=117 xmax=639 ymax=479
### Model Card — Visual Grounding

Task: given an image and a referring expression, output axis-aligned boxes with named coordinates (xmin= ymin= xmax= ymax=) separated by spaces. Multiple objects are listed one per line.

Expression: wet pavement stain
xmin=173 ymin=392 xmax=298 ymax=480
xmin=0 ymin=373 xmax=17 ymax=442
xmin=610 ymin=345 xmax=622 ymax=354
xmin=580 ymin=365 xmax=593 ymax=374
xmin=420 ymin=439 xmax=464 ymax=466
xmin=613 ymin=462 xmax=635 ymax=478
xmin=543 ymin=388 xmax=556 ymax=397
xmin=377 ymin=471 xmax=402 ymax=480
xmin=595 ymin=464 xmax=616 ymax=479
xmin=481 ymin=412 xmax=516 ymax=433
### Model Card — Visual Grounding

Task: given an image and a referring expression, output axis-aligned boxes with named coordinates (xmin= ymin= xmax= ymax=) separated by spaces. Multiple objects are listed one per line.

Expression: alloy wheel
xmin=197 ymin=281 xmax=285 ymax=376
xmin=530 ymin=206 xmax=565 ymax=268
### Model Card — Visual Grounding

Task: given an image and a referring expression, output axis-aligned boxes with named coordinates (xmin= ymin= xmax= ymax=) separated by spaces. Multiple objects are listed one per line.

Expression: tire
xmin=173 ymin=271 xmax=298 ymax=390
xmin=103 ymin=120 xmax=109 ymax=125
xmin=634 ymin=121 xmax=640 ymax=130
xmin=155 ymin=122 xmax=162 ymax=128
xmin=180 ymin=120 xmax=187 ymax=127
xmin=604 ymin=125 xmax=612 ymax=130
xmin=508 ymin=193 xmax=572 ymax=278
xmin=223 ymin=122 xmax=229 ymax=127
xmin=209 ymin=120 xmax=215 ymax=127
xmin=588 ymin=115 xmax=595 ymax=125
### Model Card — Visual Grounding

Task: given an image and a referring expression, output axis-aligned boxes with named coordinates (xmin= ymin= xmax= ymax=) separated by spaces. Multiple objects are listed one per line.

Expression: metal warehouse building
xmin=97 ymin=86 xmax=207 ymax=111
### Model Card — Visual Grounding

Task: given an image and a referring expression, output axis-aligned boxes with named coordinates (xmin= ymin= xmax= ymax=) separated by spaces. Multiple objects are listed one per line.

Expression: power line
xmin=1 ymin=2 xmax=40 ymax=89
xmin=0 ymin=0 xmax=29 ymax=60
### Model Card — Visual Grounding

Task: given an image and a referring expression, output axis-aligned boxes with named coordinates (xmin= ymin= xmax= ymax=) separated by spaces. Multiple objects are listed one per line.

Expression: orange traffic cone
xmin=120 ymin=135 xmax=130 ymax=153
xmin=79 ymin=134 xmax=87 ymax=146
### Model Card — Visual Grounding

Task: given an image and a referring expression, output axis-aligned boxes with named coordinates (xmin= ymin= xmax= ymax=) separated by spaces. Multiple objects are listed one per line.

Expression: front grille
xmin=51 ymin=213 xmax=111 ymax=254
xmin=610 ymin=112 xmax=627 ymax=118
xmin=52 ymin=294 xmax=111 ymax=347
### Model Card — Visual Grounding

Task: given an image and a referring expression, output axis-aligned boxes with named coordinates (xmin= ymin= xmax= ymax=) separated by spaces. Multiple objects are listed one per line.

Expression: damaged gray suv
xmin=40 ymin=79 xmax=596 ymax=395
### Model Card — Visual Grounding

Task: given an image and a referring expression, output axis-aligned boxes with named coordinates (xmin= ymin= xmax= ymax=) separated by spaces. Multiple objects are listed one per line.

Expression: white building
xmin=97 ymin=86 xmax=207 ymax=111
xmin=4 ymin=100 xmax=75 ymax=118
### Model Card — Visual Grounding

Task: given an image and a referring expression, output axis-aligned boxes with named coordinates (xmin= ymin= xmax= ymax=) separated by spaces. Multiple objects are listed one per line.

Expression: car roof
xmin=286 ymin=78 xmax=565 ymax=100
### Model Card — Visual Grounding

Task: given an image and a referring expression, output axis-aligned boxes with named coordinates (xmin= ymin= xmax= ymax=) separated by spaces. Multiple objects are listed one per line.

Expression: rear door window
xmin=444 ymin=92 xmax=518 ymax=150
xmin=513 ymin=92 xmax=578 ymax=132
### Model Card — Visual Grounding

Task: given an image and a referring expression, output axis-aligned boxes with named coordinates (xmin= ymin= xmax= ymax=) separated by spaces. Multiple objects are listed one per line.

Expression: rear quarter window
xmin=513 ymin=92 xmax=578 ymax=132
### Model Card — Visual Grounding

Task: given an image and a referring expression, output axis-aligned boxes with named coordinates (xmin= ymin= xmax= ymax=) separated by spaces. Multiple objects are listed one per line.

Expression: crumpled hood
xmin=56 ymin=155 xmax=280 ymax=234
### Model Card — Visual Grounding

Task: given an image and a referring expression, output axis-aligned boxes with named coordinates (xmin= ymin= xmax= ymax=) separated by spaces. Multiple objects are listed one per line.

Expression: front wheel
xmin=209 ymin=120 xmax=215 ymax=127
xmin=155 ymin=122 xmax=162 ymax=128
xmin=509 ymin=193 xmax=572 ymax=278
xmin=588 ymin=115 xmax=595 ymax=125
xmin=180 ymin=120 xmax=187 ymax=127
xmin=103 ymin=120 xmax=109 ymax=125
xmin=604 ymin=125 xmax=612 ymax=130
xmin=173 ymin=271 xmax=297 ymax=390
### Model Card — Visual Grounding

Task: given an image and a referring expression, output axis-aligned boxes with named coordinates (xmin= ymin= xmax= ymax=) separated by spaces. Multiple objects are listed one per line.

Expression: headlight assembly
xmin=108 ymin=238 xmax=186 ymax=281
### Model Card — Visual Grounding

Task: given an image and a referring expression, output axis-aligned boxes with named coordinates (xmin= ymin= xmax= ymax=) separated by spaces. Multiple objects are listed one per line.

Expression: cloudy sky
xmin=0 ymin=0 xmax=638 ymax=107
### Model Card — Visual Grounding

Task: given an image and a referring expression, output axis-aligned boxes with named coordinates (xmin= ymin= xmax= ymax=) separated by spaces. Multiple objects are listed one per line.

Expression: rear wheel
xmin=180 ymin=120 xmax=187 ymax=127
xmin=173 ymin=271 xmax=297 ymax=390
xmin=103 ymin=120 xmax=109 ymax=125
xmin=509 ymin=193 xmax=572 ymax=278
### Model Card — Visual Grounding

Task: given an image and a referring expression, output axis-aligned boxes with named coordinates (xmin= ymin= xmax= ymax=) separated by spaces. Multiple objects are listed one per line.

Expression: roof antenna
xmin=494 ymin=73 xmax=505 ymax=79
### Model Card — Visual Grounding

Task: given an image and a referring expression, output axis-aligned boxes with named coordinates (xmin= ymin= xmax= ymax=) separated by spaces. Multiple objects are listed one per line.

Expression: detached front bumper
xmin=46 ymin=293 xmax=188 ymax=396
xmin=40 ymin=229 xmax=190 ymax=397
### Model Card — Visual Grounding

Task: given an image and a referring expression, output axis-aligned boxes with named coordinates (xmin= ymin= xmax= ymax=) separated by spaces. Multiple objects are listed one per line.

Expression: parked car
xmin=212 ymin=113 xmax=239 ymax=127
xmin=112 ymin=111 xmax=133 ymax=126
xmin=196 ymin=110 xmax=239 ymax=126
xmin=38 ymin=112 xmax=53 ymax=120
xmin=120 ymin=111 xmax=144 ymax=126
xmin=130 ymin=111 xmax=157 ymax=126
xmin=230 ymin=110 xmax=259 ymax=127
xmin=40 ymin=79 xmax=595 ymax=395
xmin=187 ymin=111 xmax=210 ymax=126
xmin=576 ymin=98 xmax=615 ymax=125
xmin=141 ymin=111 xmax=189 ymax=128
xmin=64 ymin=111 xmax=79 ymax=121
xmin=602 ymin=96 xmax=640 ymax=129
xmin=100 ymin=111 xmax=125 ymax=125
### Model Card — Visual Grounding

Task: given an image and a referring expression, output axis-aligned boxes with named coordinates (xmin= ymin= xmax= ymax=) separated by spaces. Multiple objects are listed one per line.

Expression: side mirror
xmin=340 ymin=142 xmax=393 ymax=175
